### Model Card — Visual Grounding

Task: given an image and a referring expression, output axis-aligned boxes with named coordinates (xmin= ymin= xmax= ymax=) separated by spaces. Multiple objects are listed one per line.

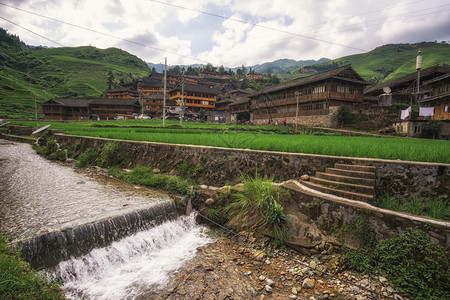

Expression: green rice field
xmin=8 ymin=120 xmax=450 ymax=163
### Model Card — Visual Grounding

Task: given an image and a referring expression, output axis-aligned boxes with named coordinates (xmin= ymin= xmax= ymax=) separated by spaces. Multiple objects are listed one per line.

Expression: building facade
xmin=248 ymin=65 xmax=368 ymax=126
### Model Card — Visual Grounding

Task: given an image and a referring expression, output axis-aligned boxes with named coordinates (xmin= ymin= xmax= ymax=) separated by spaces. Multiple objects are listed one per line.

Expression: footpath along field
xmin=9 ymin=120 xmax=450 ymax=164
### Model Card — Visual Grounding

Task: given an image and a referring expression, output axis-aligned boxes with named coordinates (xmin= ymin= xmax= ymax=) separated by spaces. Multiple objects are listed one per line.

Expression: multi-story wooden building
xmin=41 ymin=98 xmax=91 ymax=120
xmin=249 ymin=65 xmax=368 ymax=126
xmin=169 ymin=83 xmax=219 ymax=113
xmin=41 ymin=98 xmax=141 ymax=120
xmin=419 ymin=72 xmax=449 ymax=120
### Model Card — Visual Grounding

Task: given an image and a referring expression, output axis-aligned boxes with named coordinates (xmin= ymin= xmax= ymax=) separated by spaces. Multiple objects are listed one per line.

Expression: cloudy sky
xmin=0 ymin=0 xmax=449 ymax=67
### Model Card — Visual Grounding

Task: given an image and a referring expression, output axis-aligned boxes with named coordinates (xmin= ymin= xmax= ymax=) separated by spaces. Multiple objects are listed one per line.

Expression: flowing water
xmin=49 ymin=214 xmax=210 ymax=300
xmin=0 ymin=139 xmax=212 ymax=298
xmin=0 ymin=140 xmax=169 ymax=243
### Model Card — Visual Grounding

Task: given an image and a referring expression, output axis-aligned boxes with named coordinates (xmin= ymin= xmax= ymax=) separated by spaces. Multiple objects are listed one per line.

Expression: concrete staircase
xmin=301 ymin=164 xmax=376 ymax=202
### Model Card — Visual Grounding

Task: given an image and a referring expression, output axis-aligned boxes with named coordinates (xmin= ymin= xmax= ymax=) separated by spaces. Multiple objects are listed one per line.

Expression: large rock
xmin=302 ymin=278 xmax=315 ymax=289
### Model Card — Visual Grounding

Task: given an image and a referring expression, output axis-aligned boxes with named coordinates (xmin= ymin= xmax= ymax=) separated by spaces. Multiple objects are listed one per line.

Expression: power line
xmin=0 ymin=15 xmax=64 ymax=47
xmin=0 ymin=2 xmax=213 ymax=65
xmin=147 ymin=0 xmax=368 ymax=52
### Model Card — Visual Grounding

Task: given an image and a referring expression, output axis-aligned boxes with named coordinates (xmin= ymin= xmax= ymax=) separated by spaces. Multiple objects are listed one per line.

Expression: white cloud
xmin=0 ymin=0 xmax=449 ymax=67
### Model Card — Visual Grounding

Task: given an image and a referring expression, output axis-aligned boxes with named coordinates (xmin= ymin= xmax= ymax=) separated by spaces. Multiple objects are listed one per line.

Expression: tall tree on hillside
xmin=107 ymin=71 xmax=115 ymax=90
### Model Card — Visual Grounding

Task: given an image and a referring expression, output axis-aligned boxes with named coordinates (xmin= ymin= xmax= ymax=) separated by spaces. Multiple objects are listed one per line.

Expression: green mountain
xmin=251 ymin=58 xmax=330 ymax=75
xmin=0 ymin=28 xmax=150 ymax=118
xmin=291 ymin=42 xmax=450 ymax=83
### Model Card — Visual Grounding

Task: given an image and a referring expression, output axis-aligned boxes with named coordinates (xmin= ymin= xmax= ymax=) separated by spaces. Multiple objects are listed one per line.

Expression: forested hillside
xmin=0 ymin=28 xmax=150 ymax=118
xmin=290 ymin=42 xmax=450 ymax=83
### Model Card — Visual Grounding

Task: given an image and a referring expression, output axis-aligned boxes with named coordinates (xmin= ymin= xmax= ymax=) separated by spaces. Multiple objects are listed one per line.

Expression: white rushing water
xmin=49 ymin=214 xmax=212 ymax=300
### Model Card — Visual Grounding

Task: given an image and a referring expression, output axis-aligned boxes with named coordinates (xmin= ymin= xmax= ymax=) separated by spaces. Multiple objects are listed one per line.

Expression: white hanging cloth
xmin=400 ymin=107 xmax=411 ymax=120
xmin=419 ymin=107 xmax=434 ymax=117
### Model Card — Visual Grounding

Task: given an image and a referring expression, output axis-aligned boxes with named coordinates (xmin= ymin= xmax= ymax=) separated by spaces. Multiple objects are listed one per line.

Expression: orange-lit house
xmin=169 ymin=84 xmax=219 ymax=113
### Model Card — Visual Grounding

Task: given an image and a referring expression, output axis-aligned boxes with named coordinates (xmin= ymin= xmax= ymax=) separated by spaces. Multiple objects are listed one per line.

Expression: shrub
xmin=75 ymin=147 xmax=98 ymax=168
xmin=344 ymin=229 xmax=449 ymax=300
xmin=97 ymin=142 xmax=122 ymax=168
xmin=378 ymin=194 xmax=449 ymax=220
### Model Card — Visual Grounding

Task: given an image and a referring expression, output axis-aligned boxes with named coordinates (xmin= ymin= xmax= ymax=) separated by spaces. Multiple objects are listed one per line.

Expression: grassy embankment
xmin=10 ymin=120 xmax=450 ymax=164
xmin=0 ymin=233 xmax=64 ymax=299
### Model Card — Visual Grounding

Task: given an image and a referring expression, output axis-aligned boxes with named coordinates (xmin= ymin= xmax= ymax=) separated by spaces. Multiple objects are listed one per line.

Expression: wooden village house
xmin=248 ymin=65 xmax=369 ymax=126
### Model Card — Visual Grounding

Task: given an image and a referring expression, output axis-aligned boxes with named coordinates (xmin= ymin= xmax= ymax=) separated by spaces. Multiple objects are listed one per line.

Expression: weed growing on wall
xmin=75 ymin=147 xmax=98 ymax=168
xmin=224 ymin=176 xmax=291 ymax=244
xmin=107 ymin=166 xmax=193 ymax=195
xmin=378 ymin=193 xmax=450 ymax=220
xmin=344 ymin=229 xmax=449 ymax=299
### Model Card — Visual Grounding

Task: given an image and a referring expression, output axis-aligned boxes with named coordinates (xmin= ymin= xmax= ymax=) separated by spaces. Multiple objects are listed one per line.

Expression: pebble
xmin=292 ymin=287 xmax=298 ymax=295
xmin=264 ymin=285 xmax=272 ymax=293
xmin=289 ymin=295 xmax=297 ymax=299
xmin=309 ymin=260 xmax=317 ymax=269
xmin=244 ymin=271 xmax=251 ymax=276
xmin=302 ymin=278 xmax=315 ymax=289
xmin=259 ymin=275 xmax=266 ymax=281
xmin=266 ymin=278 xmax=275 ymax=287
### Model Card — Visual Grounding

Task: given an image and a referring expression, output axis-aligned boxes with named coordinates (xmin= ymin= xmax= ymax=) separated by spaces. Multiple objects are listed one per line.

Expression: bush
xmin=107 ymin=166 xmax=193 ymax=195
xmin=75 ymin=147 xmax=98 ymax=168
xmin=0 ymin=233 xmax=64 ymax=299
xmin=336 ymin=105 xmax=354 ymax=127
xmin=344 ymin=229 xmax=449 ymax=299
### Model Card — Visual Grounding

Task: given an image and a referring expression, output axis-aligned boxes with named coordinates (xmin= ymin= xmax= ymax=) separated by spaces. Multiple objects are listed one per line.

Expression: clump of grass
xmin=74 ymin=147 xmax=98 ymax=168
xmin=378 ymin=194 xmax=449 ymax=220
xmin=0 ymin=233 xmax=64 ymax=299
xmin=108 ymin=166 xmax=192 ymax=195
xmin=224 ymin=176 xmax=291 ymax=244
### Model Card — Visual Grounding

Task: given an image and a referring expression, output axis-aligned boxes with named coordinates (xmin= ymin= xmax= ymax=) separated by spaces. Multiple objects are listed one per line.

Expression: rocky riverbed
xmin=138 ymin=230 xmax=405 ymax=300
xmin=74 ymin=165 xmax=404 ymax=300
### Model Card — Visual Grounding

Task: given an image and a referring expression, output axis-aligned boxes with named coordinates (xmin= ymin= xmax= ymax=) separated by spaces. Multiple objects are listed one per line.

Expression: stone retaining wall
xmin=53 ymin=133 xmax=450 ymax=199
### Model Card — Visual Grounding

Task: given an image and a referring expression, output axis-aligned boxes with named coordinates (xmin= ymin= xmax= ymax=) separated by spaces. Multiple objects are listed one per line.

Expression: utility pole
xmin=416 ymin=49 xmax=422 ymax=103
xmin=295 ymin=91 xmax=299 ymax=131
xmin=34 ymin=93 xmax=37 ymax=120
xmin=163 ymin=57 xmax=167 ymax=127
xmin=180 ymin=68 xmax=185 ymax=127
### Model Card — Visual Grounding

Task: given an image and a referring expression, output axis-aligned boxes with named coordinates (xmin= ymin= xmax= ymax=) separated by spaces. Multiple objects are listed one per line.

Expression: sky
xmin=0 ymin=0 xmax=449 ymax=68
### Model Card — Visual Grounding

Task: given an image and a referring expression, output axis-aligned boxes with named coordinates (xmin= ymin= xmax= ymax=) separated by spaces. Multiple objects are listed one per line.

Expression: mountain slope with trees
xmin=290 ymin=42 xmax=450 ymax=83
xmin=0 ymin=28 xmax=150 ymax=118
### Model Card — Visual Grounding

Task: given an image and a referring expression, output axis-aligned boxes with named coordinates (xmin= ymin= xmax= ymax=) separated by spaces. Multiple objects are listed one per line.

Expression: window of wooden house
xmin=313 ymin=85 xmax=326 ymax=94
xmin=337 ymin=86 xmax=350 ymax=93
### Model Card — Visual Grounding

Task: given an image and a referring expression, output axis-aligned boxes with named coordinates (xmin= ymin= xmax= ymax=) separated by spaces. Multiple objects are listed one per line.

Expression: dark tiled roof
xmin=42 ymin=98 xmax=93 ymax=107
xmin=422 ymin=73 xmax=450 ymax=85
xmin=364 ymin=66 xmax=450 ymax=94
xmin=251 ymin=65 xmax=367 ymax=97
xmin=90 ymin=98 xmax=141 ymax=106
xmin=229 ymin=97 xmax=250 ymax=106
xmin=171 ymin=83 xmax=220 ymax=95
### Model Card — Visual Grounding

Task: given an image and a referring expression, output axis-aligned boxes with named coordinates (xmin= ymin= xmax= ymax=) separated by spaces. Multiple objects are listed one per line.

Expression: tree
xmin=198 ymin=109 xmax=206 ymax=120
xmin=336 ymin=105 xmax=354 ymax=128
xmin=106 ymin=71 xmax=115 ymax=90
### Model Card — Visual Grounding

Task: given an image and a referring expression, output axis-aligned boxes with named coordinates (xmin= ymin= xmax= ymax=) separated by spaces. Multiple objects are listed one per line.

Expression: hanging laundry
xmin=400 ymin=107 xmax=411 ymax=120
xmin=419 ymin=107 xmax=434 ymax=117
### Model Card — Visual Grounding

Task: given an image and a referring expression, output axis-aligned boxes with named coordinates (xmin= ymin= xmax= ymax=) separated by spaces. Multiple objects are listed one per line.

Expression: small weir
xmin=0 ymin=139 xmax=211 ymax=298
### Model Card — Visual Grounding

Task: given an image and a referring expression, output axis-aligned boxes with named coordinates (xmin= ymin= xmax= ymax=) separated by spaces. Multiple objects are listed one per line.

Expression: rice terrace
xmin=8 ymin=119 xmax=450 ymax=163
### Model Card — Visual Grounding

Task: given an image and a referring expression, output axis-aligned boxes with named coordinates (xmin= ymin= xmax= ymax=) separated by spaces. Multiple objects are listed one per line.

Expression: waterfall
xmin=48 ymin=213 xmax=211 ymax=300
xmin=17 ymin=200 xmax=178 ymax=269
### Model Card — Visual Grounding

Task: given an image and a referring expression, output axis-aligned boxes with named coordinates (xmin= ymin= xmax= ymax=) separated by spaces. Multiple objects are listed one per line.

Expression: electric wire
xmin=0 ymin=2 xmax=212 ymax=65
xmin=147 ymin=0 xmax=368 ymax=52
xmin=180 ymin=196 xmax=396 ymax=300
xmin=0 ymin=15 xmax=64 ymax=47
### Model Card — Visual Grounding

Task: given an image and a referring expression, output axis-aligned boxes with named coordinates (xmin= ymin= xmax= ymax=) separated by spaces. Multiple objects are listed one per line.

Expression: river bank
xmin=138 ymin=229 xmax=403 ymax=300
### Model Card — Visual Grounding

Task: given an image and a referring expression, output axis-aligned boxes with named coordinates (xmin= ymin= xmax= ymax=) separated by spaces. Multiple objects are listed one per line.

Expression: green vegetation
xmin=344 ymin=229 xmax=450 ymax=300
xmin=291 ymin=42 xmax=450 ymax=83
xmin=11 ymin=120 xmax=450 ymax=163
xmin=0 ymin=233 xmax=64 ymax=299
xmin=108 ymin=166 xmax=192 ymax=195
xmin=0 ymin=28 xmax=150 ymax=118
xmin=378 ymin=194 xmax=450 ymax=220
xmin=205 ymin=176 xmax=291 ymax=244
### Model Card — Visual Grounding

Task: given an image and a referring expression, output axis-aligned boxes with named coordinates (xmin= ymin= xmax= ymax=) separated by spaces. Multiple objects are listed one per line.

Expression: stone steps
xmin=302 ymin=163 xmax=376 ymax=203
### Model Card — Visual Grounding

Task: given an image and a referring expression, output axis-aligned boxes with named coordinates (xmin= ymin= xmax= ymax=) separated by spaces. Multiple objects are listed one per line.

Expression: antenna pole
xmin=180 ymin=68 xmax=185 ymax=127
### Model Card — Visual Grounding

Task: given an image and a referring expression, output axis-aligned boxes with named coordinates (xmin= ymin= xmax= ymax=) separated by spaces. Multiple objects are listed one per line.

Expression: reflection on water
xmin=0 ymin=140 xmax=171 ymax=243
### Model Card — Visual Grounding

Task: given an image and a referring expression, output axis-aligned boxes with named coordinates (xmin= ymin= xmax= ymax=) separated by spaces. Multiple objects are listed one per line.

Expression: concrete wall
xmin=53 ymin=133 xmax=450 ymax=198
